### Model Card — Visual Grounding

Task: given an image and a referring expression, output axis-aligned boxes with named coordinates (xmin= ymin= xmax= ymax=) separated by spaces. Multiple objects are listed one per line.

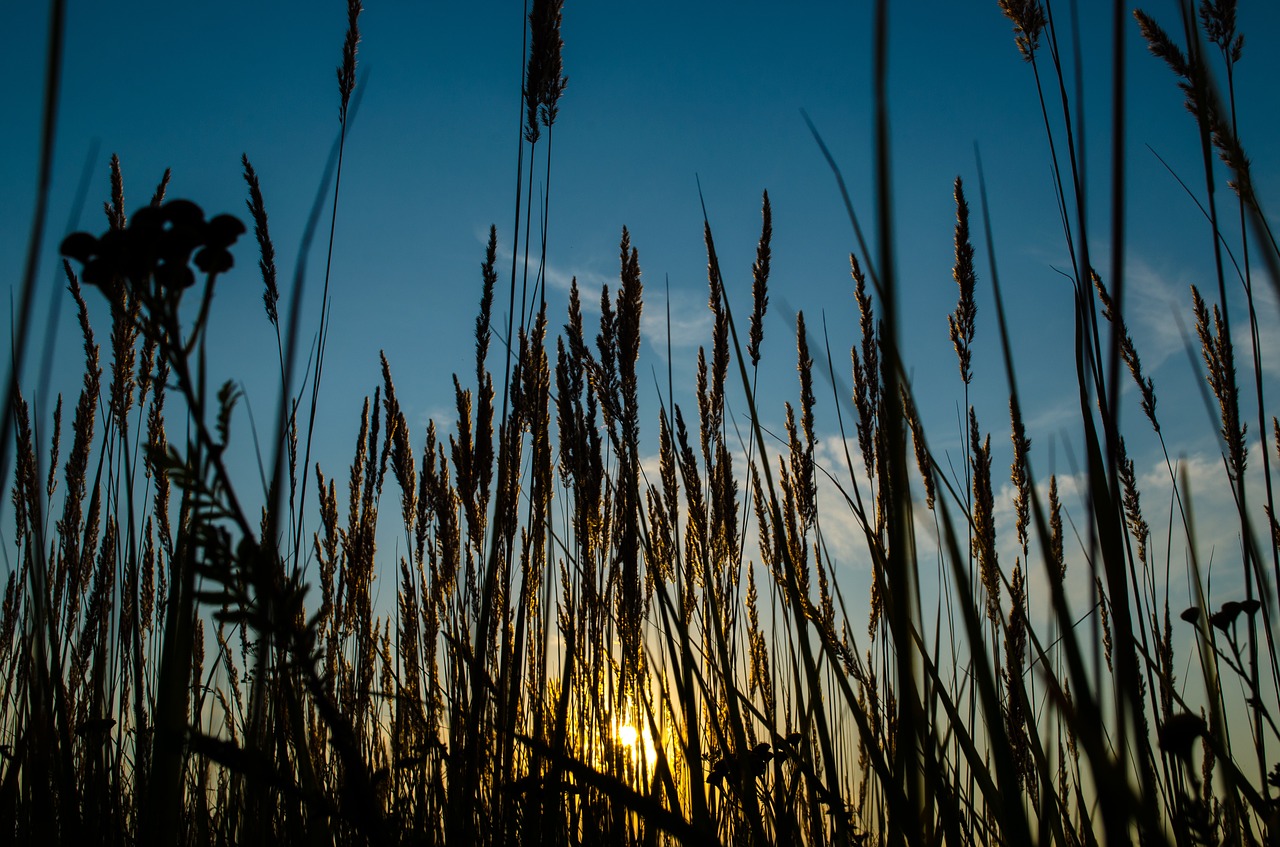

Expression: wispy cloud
xmin=487 ymin=231 xmax=713 ymax=358
xmin=1117 ymin=250 xmax=1280 ymax=381
xmin=486 ymin=227 xmax=721 ymax=360
xmin=640 ymin=286 xmax=714 ymax=358
xmin=1135 ymin=439 xmax=1274 ymax=601
xmin=1120 ymin=252 xmax=1196 ymax=373
xmin=489 ymin=236 xmax=610 ymax=301
xmin=1230 ymin=278 xmax=1280 ymax=381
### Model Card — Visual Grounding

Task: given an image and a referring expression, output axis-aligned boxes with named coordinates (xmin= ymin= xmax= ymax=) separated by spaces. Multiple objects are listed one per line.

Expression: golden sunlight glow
xmin=616 ymin=724 xmax=639 ymax=748
xmin=613 ymin=719 xmax=659 ymax=766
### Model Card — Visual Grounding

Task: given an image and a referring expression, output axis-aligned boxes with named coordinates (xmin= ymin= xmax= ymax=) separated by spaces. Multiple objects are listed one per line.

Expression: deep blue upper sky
xmin=5 ymin=1 xmax=1280 ymax=600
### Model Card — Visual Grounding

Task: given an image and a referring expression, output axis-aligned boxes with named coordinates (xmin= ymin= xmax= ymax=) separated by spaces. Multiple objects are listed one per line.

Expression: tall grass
xmin=4 ymin=0 xmax=1280 ymax=845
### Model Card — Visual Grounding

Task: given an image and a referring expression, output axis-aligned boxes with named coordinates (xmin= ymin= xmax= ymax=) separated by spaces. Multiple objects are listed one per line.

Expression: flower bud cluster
xmin=61 ymin=199 xmax=245 ymax=298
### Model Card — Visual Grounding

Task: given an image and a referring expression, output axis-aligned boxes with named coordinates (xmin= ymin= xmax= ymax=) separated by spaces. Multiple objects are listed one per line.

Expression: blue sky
xmin=6 ymin=1 xmax=1280 ymax=625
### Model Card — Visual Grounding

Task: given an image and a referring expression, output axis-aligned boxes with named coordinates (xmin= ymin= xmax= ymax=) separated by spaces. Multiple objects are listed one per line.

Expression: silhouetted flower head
xmin=1158 ymin=712 xmax=1206 ymax=762
xmin=706 ymin=743 xmax=775 ymax=789
xmin=1180 ymin=606 xmax=1201 ymax=624
xmin=772 ymin=731 xmax=803 ymax=762
xmin=75 ymin=717 xmax=117 ymax=738
xmin=60 ymin=199 xmax=245 ymax=295
xmin=1210 ymin=600 xmax=1243 ymax=632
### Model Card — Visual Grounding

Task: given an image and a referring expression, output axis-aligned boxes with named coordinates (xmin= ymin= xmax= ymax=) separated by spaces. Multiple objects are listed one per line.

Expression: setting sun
xmin=616 ymin=724 xmax=638 ymax=748
xmin=613 ymin=720 xmax=658 ymax=765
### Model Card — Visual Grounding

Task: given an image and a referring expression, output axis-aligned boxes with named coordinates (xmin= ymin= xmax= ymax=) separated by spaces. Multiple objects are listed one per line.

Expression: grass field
xmin=5 ymin=1 xmax=1280 ymax=844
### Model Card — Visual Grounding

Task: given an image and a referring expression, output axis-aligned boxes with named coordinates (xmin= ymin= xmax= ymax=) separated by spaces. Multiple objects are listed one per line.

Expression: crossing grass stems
xmin=4 ymin=0 xmax=1280 ymax=844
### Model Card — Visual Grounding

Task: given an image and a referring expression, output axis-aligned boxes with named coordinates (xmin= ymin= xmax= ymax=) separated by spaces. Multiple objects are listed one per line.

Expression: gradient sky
xmin=6 ymin=1 xmax=1280 ymax=626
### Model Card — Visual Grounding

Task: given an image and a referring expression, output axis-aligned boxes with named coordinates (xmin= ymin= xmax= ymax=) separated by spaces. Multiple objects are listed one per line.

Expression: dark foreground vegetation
xmin=5 ymin=1 xmax=1280 ymax=844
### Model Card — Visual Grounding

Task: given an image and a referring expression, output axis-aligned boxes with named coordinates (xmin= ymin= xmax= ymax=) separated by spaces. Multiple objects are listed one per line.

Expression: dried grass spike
xmin=242 ymin=155 xmax=279 ymax=327
xmin=749 ymin=190 xmax=771 ymax=368
xmin=949 ymin=177 xmax=977 ymax=386
xmin=149 ymin=168 xmax=171 ymax=207
xmin=106 ymin=153 xmax=126 ymax=229
xmin=337 ymin=0 xmax=363 ymax=123
xmin=998 ymin=0 xmax=1047 ymax=61
xmin=1134 ymin=10 xmax=1191 ymax=78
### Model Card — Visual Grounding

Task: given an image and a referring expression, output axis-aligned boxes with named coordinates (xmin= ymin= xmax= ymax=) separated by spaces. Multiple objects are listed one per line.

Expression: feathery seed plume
xmin=998 ymin=0 xmax=1047 ymax=61
xmin=748 ymin=190 xmax=772 ymax=368
xmin=338 ymin=0 xmax=363 ymax=123
xmin=242 ymin=155 xmax=279 ymax=327
xmin=949 ymin=177 xmax=977 ymax=385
